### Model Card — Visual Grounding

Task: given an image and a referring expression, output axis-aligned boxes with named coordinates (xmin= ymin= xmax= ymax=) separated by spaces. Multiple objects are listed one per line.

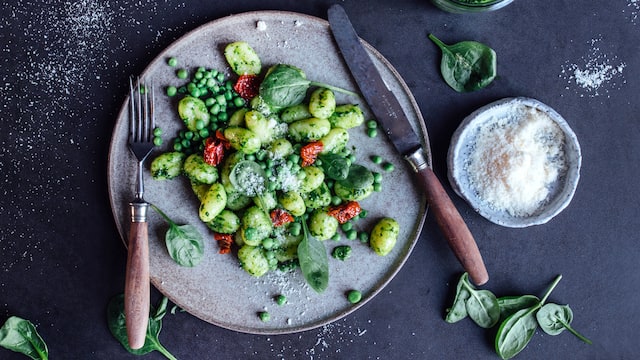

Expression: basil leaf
xmin=428 ymin=33 xmax=497 ymax=92
xmin=445 ymin=273 xmax=471 ymax=323
xmin=107 ymin=294 xmax=178 ymax=360
xmin=494 ymin=307 xmax=539 ymax=360
xmin=497 ymin=295 xmax=540 ymax=322
xmin=297 ymin=219 xmax=329 ymax=293
xmin=0 ymin=316 xmax=48 ymax=360
xmin=536 ymin=303 xmax=592 ymax=344
xmin=165 ymin=223 xmax=204 ymax=267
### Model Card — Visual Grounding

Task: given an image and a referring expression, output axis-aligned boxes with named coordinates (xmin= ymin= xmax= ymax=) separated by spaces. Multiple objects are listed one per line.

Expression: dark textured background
xmin=1 ymin=0 xmax=638 ymax=358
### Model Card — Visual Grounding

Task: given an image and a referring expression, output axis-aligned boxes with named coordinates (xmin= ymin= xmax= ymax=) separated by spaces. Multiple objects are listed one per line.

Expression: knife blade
xmin=328 ymin=4 xmax=489 ymax=285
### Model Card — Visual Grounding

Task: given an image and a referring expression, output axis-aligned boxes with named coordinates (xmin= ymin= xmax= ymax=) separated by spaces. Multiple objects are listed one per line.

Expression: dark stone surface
xmin=1 ymin=0 xmax=637 ymax=358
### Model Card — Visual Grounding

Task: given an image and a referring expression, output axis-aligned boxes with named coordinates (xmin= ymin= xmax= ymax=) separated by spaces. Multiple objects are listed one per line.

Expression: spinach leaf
xmin=497 ymin=295 xmax=540 ymax=322
xmin=0 ymin=316 xmax=48 ymax=360
xmin=495 ymin=275 xmax=563 ymax=359
xmin=318 ymin=153 xmax=351 ymax=181
xmin=428 ymin=34 xmax=497 ymax=93
xmin=337 ymin=164 xmax=374 ymax=190
xmin=297 ymin=217 xmax=329 ymax=293
xmin=259 ymin=64 xmax=357 ymax=109
xmin=107 ymin=294 xmax=178 ymax=360
xmin=445 ymin=272 xmax=499 ymax=328
xmin=459 ymin=275 xmax=500 ymax=328
xmin=536 ymin=303 xmax=592 ymax=344
xmin=151 ymin=204 xmax=204 ymax=267
xmin=494 ymin=306 xmax=539 ymax=360
xmin=445 ymin=273 xmax=471 ymax=323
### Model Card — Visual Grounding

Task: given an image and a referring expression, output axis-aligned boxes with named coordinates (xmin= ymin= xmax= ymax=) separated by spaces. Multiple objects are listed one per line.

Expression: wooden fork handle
xmin=417 ymin=166 xmax=489 ymax=286
xmin=124 ymin=220 xmax=150 ymax=349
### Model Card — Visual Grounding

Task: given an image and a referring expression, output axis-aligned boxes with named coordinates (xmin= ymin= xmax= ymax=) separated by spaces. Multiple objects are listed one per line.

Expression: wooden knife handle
xmin=124 ymin=221 xmax=150 ymax=349
xmin=417 ymin=166 xmax=489 ymax=285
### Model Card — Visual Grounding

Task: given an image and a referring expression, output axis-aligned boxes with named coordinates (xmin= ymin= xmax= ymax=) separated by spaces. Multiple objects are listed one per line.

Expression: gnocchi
xmin=151 ymin=42 xmax=401 ymax=283
xmin=150 ymin=151 xmax=185 ymax=180
xmin=369 ymin=218 xmax=400 ymax=256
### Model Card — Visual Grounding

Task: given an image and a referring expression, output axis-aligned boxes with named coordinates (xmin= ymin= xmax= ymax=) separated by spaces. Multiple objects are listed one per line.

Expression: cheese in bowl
xmin=448 ymin=97 xmax=581 ymax=228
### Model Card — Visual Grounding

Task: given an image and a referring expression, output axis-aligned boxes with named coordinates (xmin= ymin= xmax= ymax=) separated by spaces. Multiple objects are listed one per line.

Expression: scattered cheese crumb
xmin=467 ymin=105 xmax=566 ymax=217
xmin=256 ymin=20 xmax=267 ymax=31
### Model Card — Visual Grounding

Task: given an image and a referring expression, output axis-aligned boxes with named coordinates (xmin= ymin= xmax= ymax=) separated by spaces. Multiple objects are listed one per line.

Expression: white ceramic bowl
xmin=447 ymin=97 xmax=581 ymax=228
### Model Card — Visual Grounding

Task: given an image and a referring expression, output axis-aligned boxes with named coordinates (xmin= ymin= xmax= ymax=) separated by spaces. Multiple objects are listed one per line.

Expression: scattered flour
xmin=0 ymin=0 xmax=183 ymax=272
xmin=265 ymin=318 xmax=372 ymax=359
xmin=625 ymin=0 xmax=640 ymax=24
xmin=560 ymin=36 xmax=626 ymax=98
xmin=467 ymin=105 xmax=566 ymax=217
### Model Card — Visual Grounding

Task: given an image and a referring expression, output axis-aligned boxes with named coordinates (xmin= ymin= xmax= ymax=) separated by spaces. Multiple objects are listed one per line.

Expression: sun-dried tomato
xmin=213 ymin=232 xmax=233 ymax=254
xmin=300 ymin=141 xmax=324 ymax=167
xmin=328 ymin=201 xmax=362 ymax=224
xmin=270 ymin=208 xmax=294 ymax=227
xmin=203 ymin=130 xmax=230 ymax=166
xmin=233 ymin=74 xmax=260 ymax=100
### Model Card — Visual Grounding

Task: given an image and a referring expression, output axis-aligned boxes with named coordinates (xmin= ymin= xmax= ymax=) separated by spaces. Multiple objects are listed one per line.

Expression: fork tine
xmin=129 ymin=77 xmax=155 ymax=144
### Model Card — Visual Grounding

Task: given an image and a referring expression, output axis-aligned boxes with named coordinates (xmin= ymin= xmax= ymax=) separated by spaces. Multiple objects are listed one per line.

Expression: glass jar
xmin=431 ymin=0 xmax=514 ymax=13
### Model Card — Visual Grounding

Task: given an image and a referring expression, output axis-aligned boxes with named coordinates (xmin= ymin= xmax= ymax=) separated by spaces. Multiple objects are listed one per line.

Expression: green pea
xmin=346 ymin=229 xmax=357 ymax=240
xmin=153 ymin=127 xmax=163 ymax=137
xmin=276 ymin=295 xmax=287 ymax=306
xmin=371 ymin=155 xmax=382 ymax=164
xmin=233 ymin=96 xmax=245 ymax=107
xmin=262 ymin=238 xmax=274 ymax=250
xmin=367 ymin=128 xmax=378 ymax=138
xmin=347 ymin=290 xmax=362 ymax=304
xmin=198 ymin=128 xmax=210 ymax=138
xmin=173 ymin=142 xmax=182 ymax=152
xmin=358 ymin=232 xmax=369 ymax=243
xmin=359 ymin=209 xmax=368 ymax=218
xmin=341 ymin=222 xmax=353 ymax=232
xmin=177 ymin=68 xmax=188 ymax=79
xmin=166 ymin=86 xmax=177 ymax=97
xmin=366 ymin=120 xmax=377 ymax=129
xmin=153 ymin=136 xmax=163 ymax=147
xmin=167 ymin=57 xmax=178 ymax=67
xmin=373 ymin=172 xmax=382 ymax=183
xmin=383 ymin=162 xmax=395 ymax=172
xmin=259 ymin=311 xmax=270 ymax=322
xmin=373 ymin=183 xmax=382 ymax=192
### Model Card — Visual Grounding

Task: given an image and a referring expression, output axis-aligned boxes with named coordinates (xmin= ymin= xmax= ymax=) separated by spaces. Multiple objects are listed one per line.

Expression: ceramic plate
xmin=447 ymin=97 xmax=581 ymax=228
xmin=108 ymin=11 xmax=430 ymax=334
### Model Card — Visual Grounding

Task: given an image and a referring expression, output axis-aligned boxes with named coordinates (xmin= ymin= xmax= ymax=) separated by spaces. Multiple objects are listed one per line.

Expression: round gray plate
xmin=108 ymin=11 xmax=430 ymax=334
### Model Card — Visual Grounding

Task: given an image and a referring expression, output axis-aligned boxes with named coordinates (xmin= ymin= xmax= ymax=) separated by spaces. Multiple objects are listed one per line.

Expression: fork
xmin=125 ymin=77 xmax=155 ymax=350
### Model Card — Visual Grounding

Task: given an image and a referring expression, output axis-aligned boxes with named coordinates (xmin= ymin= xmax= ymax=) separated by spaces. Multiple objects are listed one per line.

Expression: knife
xmin=327 ymin=4 xmax=489 ymax=285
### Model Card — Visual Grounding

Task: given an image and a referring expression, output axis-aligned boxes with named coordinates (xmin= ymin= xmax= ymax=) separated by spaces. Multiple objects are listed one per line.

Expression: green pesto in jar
xmin=431 ymin=0 xmax=514 ymax=13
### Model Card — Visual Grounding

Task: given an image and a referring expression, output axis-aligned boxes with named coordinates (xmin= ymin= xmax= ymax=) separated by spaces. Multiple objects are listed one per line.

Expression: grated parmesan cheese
xmin=467 ymin=105 xmax=566 ymax=217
